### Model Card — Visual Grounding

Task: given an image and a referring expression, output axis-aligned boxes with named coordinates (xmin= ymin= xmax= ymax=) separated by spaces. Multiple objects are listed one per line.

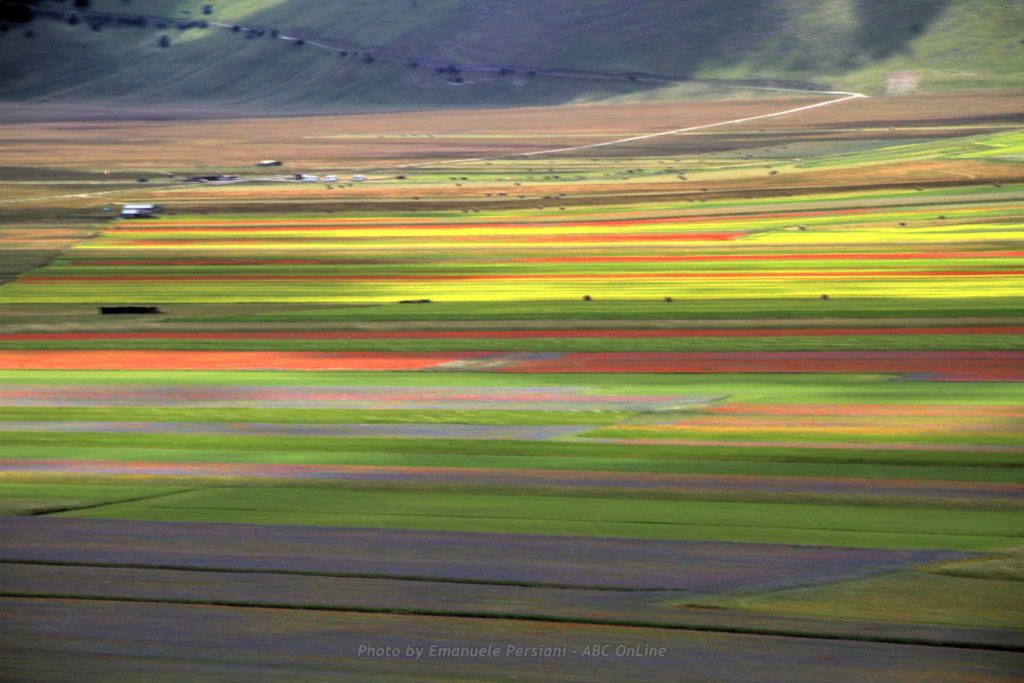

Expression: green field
xmin=45 ymin=486 xmax=1020 ymax=551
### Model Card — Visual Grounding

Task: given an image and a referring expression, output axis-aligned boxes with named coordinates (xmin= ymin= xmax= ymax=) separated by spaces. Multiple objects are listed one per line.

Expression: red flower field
xmin=0 ymin=350 xmax=494 ymax=371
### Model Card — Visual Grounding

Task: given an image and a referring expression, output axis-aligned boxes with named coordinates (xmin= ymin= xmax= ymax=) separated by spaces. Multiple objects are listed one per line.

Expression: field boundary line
xmin=0 ymin=558 xmax=677 ymax=592
xmin=24 ymin=488 xmax=204 ymax=517
xmin=0 ymin=593 xmax=1020 ymax=652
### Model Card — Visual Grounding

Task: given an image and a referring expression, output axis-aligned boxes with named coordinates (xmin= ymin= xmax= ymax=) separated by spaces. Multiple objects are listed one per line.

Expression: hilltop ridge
xmin=0 ymin=0 xmax=1022 ymax=110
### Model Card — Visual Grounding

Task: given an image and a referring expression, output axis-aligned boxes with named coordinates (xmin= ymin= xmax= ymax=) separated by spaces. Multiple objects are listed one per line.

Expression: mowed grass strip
xmin=56 ymin=487 xmax=1024 ymax=551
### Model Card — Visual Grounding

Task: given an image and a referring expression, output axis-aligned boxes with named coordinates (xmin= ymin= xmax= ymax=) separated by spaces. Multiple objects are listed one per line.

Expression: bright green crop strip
xmin=58 ymin=487 xmax=1024 ymax=550
xmin=1 ymin=432 xmax=1019 ymax=468
xmin=957 ymin=130 xmax=1024 ymax=159
xmin=1 ymin=443 xmax=1016 ymax=483
xmin=1 ymin=334 xmax=1019 ymax=352
xmin=0 ymin=371 xmax=1021 ymax=405
xmin=796 ymin=130 xmax=1024 ymax=169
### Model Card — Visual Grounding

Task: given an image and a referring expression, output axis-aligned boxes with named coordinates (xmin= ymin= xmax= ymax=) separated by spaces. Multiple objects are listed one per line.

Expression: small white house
xmin=300 ymin=174 xmax=320 ymax=182
xmin=324 ymin=175 xmax=339 ymax=182
xmin=352 ymin=174 xmax=368 ymax=182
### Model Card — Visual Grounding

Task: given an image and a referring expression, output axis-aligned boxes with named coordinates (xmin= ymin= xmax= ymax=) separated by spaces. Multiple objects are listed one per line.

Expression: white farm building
xmin=120 ymin=204 xmax=161 ymax=218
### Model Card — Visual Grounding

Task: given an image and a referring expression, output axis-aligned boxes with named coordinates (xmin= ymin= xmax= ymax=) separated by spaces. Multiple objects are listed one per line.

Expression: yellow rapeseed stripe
xmin=750 ymin=224 xmax=1024 ymax=245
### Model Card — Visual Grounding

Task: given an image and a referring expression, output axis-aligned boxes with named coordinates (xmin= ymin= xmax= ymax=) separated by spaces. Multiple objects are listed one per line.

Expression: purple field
xmin=0 ymin=421 xmax=593 ymax=440
xmin=0 ymin=518 xmax=969 ymax=593
xmin=1 ymin=598 xmax=1021 ymax=683
xmin=0 ymin=384 xmax=711 ymax=411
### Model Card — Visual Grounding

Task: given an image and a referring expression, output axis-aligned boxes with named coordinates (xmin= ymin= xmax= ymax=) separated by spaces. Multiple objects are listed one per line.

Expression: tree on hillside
xmin=0 ymin=0 xmax=36 ymax=24
xmin=158 ymin=34 xmax=169 ymax=48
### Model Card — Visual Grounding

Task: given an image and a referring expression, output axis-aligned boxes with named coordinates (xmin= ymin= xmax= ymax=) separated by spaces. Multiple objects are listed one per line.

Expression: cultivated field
xmin=0 ymin=91 xmax=1022 ymax=681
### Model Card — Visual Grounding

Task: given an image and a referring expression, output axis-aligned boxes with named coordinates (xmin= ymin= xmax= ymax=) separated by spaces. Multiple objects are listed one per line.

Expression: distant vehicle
xmin=352 ymin=174 xmax=368 ymax=182
xmin=300 ymin=174 xmax=320 ymax=182
xmin=120 ymin=203 xmax=161 ymax=218
xmin=256 ymin=160 xmax=283 ymax=167
xmin=137 ymin=177 xmax=149 ymax=183
xmin=323 ymin=175 xmax=338 ymax=182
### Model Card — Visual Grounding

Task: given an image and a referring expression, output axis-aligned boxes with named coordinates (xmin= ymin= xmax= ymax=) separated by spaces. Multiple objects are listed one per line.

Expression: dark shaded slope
xmin=0 ymin=0 xmax=1020 ymax=109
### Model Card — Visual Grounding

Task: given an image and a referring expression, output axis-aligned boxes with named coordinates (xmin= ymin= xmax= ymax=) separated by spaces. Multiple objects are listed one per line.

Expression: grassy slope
xmin=692 ymin=571 xmax=1024 ymax=629
xmin=1 ymin=0 xmax=1022 ymax=109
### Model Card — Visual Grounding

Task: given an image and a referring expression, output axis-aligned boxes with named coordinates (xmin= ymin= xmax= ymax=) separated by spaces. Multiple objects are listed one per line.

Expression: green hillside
xmin=1 ymin=0 xmax=1022 ymax=109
